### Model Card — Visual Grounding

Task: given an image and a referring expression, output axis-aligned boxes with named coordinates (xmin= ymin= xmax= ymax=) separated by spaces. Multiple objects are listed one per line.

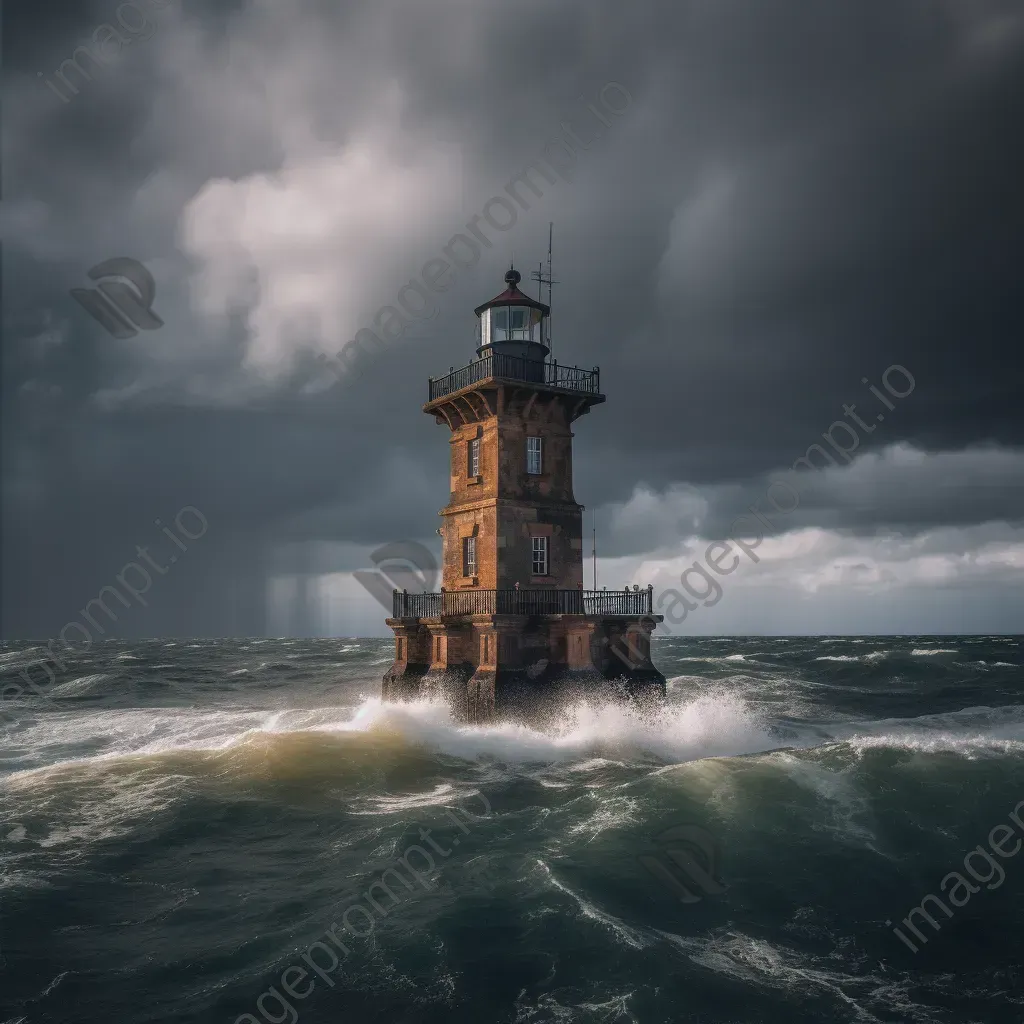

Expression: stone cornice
xmin=439 ymin=497 xmax=585 ymax=517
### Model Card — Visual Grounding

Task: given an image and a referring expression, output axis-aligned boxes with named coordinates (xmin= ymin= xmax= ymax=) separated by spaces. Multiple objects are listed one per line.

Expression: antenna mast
xmin=592 ymin=511 xmax=597 ymax=591
xmin=530 ymin=222 xmax=558 ymax=354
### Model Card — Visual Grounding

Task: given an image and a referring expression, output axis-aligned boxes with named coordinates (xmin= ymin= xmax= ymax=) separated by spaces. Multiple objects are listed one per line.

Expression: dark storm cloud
xmin=2 ymin=0 xmax=1023 ymax=636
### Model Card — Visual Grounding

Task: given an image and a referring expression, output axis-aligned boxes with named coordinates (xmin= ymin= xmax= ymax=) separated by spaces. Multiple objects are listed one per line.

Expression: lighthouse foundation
xmin=383 ymin=612 xmax=665 ymax=725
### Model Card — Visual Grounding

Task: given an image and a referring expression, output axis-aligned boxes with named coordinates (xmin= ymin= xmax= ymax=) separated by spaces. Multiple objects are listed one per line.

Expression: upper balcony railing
xmin=428 ymin=353 xmax=600 ymax=403
xmin=392 ymin=587 xmax=653 ymax=618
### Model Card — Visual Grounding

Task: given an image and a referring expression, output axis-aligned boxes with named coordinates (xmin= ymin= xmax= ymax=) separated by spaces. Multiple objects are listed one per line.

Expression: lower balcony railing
xmin=392 ymin=587 xmax=653 ymax=618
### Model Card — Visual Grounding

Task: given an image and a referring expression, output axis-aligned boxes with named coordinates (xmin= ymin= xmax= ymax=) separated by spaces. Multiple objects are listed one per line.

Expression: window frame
xmin=488 ymin=305 xmax=541 ymax=343
xmin=531 ymin=535 xmax=549 ymax=576
xmin=468 ymin=437 xmax=481 ymax=478
xmin=463 ymin=535 xmax=477 ymax=577
xmin=526 ymin=435 xmax=543 ymax=475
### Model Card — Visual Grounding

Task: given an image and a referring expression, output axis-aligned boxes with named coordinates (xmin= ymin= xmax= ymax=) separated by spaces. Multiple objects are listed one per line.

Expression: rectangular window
xmin=463 ymin=536 xmax=477 ymax=576
xmin=526 ymin=436 xmax=542 ymax=475
xmin=468 ymin=438 xmax=480 ymax=477
xmin=531 ymin=536 xmax=548 ymax=576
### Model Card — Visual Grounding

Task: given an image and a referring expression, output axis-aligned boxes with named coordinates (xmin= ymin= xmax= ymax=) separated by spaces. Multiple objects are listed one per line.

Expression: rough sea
xmin=2 ymin=635 xmax=1023 ymax=1024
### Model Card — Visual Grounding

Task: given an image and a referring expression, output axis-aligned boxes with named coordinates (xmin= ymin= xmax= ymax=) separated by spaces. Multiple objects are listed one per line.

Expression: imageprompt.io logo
xmin=70 ymin=257 xmax=164 ymax=339
xmin=638 ymin=824 xmax=728 ymax=904
xmin=354 ymin=541 xmax=439 ymax=611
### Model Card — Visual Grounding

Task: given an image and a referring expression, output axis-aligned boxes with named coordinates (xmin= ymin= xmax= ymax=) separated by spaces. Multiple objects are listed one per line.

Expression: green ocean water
xmin=1 ymin=635 xmax=1023 ymax=1023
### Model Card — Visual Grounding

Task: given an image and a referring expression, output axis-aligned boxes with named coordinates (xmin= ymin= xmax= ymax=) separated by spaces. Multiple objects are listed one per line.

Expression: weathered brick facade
xmin=440 ymin=390 xmax=584 ymax=591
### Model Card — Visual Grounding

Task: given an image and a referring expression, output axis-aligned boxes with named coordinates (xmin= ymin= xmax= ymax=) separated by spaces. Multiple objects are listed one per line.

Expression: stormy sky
xmin=2 ymin=0 xmax=1023 ymax=638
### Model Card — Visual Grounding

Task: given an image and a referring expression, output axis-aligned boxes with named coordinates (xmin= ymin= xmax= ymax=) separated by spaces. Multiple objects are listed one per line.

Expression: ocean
xmin=1 ymin=635 xmax=1022 ymax=1024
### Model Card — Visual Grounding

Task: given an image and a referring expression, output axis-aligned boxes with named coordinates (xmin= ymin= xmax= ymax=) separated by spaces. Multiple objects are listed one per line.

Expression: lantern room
xmin=474 ymin=266 xmax=550 ymax=362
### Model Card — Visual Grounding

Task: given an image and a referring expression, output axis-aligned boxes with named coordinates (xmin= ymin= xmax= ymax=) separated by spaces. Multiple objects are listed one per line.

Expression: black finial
xmin=505 ymin=266 xmax=521 ymax=288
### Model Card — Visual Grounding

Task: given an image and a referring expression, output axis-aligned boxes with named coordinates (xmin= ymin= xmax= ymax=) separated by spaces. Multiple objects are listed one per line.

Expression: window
xmin=531 ymin=536 xmax=549 ymax=575
xmin=527 ymin=436 xmax=542 ymax=475
xmin=488 ymin=305 xmax=541 ymax=343
xmin=468 ymin=438 xmax=480 ymax=478
xmin=463 ymin=536 xmax=477 ymax=576
xmin=509 ymin=308 xmax=528 ymax=339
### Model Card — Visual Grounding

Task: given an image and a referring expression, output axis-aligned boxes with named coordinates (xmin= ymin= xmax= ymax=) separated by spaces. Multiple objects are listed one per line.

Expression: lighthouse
xmin=384 ymin=266 xmax=666 ymax=723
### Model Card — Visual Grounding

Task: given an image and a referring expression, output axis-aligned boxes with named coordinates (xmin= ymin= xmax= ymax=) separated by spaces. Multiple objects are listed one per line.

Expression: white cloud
xmin=592 ymin=444 xmax=1024 ymax=634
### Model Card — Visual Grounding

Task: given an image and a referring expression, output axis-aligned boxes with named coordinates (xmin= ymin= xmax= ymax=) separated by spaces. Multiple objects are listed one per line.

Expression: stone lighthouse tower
xmin=384 ymin=267 xmax=665 ymax=723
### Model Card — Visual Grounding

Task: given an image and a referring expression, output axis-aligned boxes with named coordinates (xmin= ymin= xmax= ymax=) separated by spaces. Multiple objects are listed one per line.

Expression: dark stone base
xmin=383 ymin=611 xmax=667 ymax=725
xmin=383 ymin=661 xmax=666 ymax=726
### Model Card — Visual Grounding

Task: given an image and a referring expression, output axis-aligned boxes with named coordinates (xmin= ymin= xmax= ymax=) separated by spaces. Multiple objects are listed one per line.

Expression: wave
xmin=12 ymin=685 xmax=1024 ymax=782
xmin=0 ymin=646 xmax=53 ymax=674
xmin=813 ymin=652 xmax=887 ymax=663
xmin=3 ymin=763 xmax=191 ymax=868
xmin=822 ymin=703 xmax=1024 ymax=757
xmin=2 ymin=688 xmax=781 ymax=778
xmin=334 ymin=692 xmax=781 ymax=765
xmin=48 ymin=673 xmax=114 ymax=697
xmin=676 ymin=654 xmax=758 ymax=667
xmin=909 ymin=648 xmax=958 ymax=655
xmin=537 ymin=859 xmax=649 ymax=949
xmin=350 ymin=782 xmax=464 ymax=816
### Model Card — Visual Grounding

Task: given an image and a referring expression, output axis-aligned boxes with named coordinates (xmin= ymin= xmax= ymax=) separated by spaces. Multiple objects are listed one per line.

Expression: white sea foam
xmin=675 ymin=655 xmax=762 ymax=667
xmin=1 ymin=687 xmax=779 ymax=776
xmin=351 ymin=782 xmax=457 ymax=815
xmin=9 ymin=670 xmax=1023 ymax=785
xmin=813 ymin=651 xmax=887 ymax=663
xmin=0 ymin=646 xmax=46 ymax=666
xmin=909 ymin=648 xmax=957 ymax=655
xmin=565 ymin=793 xmax=640 ymax=841
xmin=659 ymin=928 xmax=932 ymax=1021
xmin=324 ymin=690 xmax=780 ymax=765
xmin=827 ymin=703 xmax=1024 ymax=757
xmin=4 ymin=765 xmax=188 ymax=861
xmin=48 ymin=674 xmax=113 ymax=697
xmin=536 ymin=859 xmax=648 ymax=949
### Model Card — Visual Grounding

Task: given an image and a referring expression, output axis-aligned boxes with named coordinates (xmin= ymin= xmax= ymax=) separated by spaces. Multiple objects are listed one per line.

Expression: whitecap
xmin=322 ymin=690 xmax=779 ymax=766
xmin=814 ymin=652 xmax=887 ymax=663
xmin=829 ymin=703 xmax=1024 ymax=758
xmin=48 ymin=674 xmax=113 ymax=697
xmin=351 ymin=783 xmax=459 ymax=815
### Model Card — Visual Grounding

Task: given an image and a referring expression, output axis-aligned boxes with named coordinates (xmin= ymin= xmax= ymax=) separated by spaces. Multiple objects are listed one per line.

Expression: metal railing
xmin=428 ymin=354 xmax=600 ymax=402
xmin=392 ymin=587 xmax=653 ymax=618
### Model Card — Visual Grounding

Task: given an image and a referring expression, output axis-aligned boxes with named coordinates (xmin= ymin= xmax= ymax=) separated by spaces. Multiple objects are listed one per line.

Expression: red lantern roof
xmin=473 ymin=267 xmax=550 ymax=317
